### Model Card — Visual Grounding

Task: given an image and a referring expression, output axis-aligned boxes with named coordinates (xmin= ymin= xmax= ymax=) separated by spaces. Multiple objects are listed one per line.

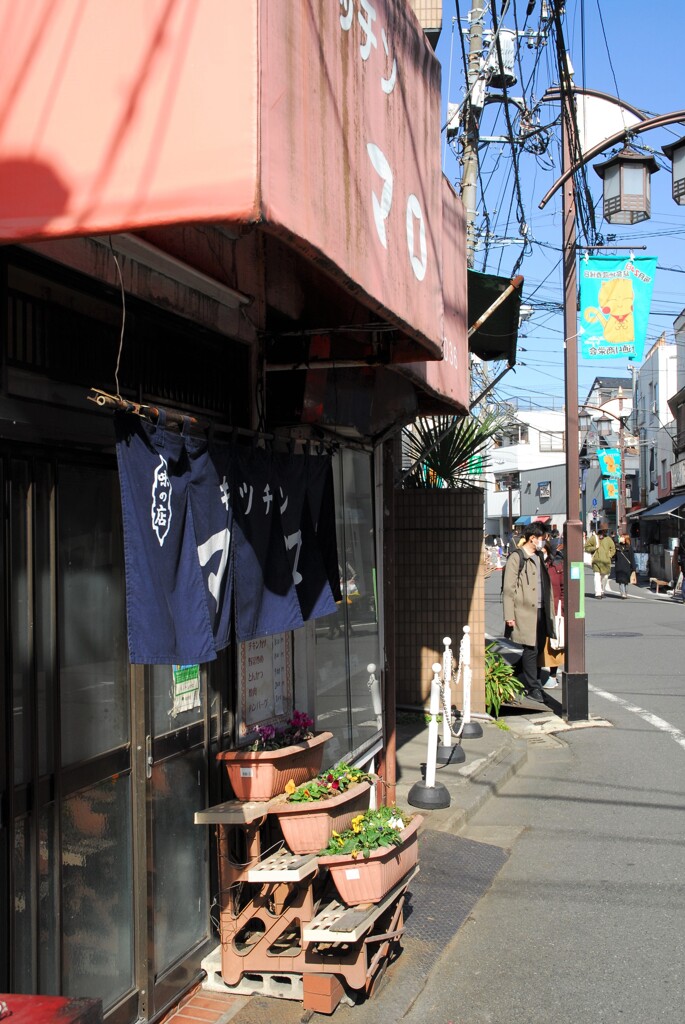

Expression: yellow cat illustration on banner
xmin=602 ymin=452 xmax=620 ymax=476
xmin=584 ymin=278 xmax=635 ymax=342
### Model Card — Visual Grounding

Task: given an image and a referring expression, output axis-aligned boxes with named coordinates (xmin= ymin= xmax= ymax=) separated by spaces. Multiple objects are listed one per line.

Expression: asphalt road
xmin=402 ymin=569 xmax=685 ymax=1024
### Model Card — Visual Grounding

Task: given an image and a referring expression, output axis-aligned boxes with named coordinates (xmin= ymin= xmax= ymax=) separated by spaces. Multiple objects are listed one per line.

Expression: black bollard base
xmin=436 ymin=743 xmax=466 ymax=764
xmin=460 ymin=721 xmax=483 ymax=739
xmin=407 ymin=780 xmax=451 ymax=809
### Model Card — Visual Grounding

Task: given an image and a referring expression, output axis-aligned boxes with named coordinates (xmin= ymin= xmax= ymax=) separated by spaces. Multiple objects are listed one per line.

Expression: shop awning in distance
xmin=514 ymin=515 xmax=532 ymax=525
xmin=637 ymin=495 xmax=685 ymax=520
xmin=468 ymin=271 xmax=522 ymax=364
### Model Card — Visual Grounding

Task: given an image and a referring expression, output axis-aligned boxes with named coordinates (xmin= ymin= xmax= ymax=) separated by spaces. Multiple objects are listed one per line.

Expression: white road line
xmin=589 ymin=684 xmax=685 ymax=752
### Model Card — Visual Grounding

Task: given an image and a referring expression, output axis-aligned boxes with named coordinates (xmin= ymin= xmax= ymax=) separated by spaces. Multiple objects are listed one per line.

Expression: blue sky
xmin=435 ymin=1 xmax=685 ymax=409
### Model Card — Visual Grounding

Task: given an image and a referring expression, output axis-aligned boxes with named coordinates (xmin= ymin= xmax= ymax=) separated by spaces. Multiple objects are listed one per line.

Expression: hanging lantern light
xmin=593 ymin=146 xmax=659 ymax=224
xmin=662 ymin=135 xmax=685 ymax=205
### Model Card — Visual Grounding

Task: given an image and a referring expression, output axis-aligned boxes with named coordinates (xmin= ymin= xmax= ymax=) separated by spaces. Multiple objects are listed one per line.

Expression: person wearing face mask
xmin=502 ymin=524 xmax=556 ymax=703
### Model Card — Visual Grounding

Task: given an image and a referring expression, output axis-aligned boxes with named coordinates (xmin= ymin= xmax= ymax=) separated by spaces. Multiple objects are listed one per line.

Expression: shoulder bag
xmin=549 ymin=600 xmax=564 ymax=651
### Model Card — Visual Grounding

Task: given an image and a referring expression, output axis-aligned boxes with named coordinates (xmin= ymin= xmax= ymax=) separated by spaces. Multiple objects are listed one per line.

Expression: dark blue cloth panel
xmin=232 ymin=446 xmax=304 ymax=642
xmin=185 ymin=433 xmax=234 ymax=652
xmin=273 ymin=453 xmax=339 ymax=620
xmin=114 ymin=413 xmax=216 ymax=664
xmin=305 ymin=455 xmax=342 ymax=603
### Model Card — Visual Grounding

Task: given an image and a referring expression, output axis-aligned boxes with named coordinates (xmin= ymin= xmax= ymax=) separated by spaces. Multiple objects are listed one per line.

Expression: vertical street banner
xmin=596 ymin=448 xmax=622 ymax=479
xmin=579 ymin=255 xmax=657 ymax=361
xmin=602 ymin=478 xmax=619 ymax=501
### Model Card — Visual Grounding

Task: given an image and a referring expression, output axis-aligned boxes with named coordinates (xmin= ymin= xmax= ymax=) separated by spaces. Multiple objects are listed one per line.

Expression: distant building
xmin=485 ymin=408 xmax=566 ymax=536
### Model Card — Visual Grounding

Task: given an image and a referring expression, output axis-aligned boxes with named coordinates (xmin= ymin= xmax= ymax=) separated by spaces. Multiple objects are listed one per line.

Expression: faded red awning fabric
xmin=0 ymin=0 xmax=451 ymax=362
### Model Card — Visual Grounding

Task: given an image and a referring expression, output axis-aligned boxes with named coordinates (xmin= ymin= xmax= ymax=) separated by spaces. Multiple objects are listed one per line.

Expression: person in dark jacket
xmin=615 ymin=534 xmax=636 ymax=599
xmin=677 ymin=535 xmax=685 ymax=603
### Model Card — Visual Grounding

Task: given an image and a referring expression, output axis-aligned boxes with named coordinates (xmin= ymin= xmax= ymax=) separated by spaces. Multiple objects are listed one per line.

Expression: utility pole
xmin=618 ymin=386 xmax=626 ymax=535
xmin=460 ymin=0 xmax=487 ymax=406
xmin=461 ymin=0 xmax=485 ymax=269
xmin=558 ymin=53 xmax=588 ymax=722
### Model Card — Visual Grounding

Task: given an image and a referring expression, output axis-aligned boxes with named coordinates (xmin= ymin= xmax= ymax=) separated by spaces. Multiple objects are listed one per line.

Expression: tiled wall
xmin=394 ymin=488 xmax=485 ymax=711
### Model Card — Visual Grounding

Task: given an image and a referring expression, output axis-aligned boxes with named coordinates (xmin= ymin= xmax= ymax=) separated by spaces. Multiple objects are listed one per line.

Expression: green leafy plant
xmin=401 ymin=411 xmax=506 ymax=489
xmin=285 ymin=763 xmax=371 ymax=802
xmin=319 ymin=806 xmax=410 ymax=859
xmin=485 ymin=642 xmax=525 ymax=719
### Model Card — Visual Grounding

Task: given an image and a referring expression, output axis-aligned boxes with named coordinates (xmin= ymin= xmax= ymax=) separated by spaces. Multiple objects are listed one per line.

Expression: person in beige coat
xmin=585 ymin=524 xmax=616 ymax=598
xmin=502 ymin=523 xmax=556 ymax=702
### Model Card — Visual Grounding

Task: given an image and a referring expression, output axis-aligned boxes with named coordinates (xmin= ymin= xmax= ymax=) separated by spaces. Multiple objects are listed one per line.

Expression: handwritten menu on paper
xmin=237 ymin=633 xmax=293 ymax=739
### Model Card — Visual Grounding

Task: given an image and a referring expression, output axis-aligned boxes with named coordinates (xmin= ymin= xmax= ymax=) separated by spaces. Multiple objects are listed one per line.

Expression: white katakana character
xmin=381 ymin=27 xmax=397 ymax=93
xmin=219 ymin=476 xmax=230 ymax=510
xmin=262 ymin=483 xmax=273 ymax=514
xmin=366 ymin=143 xmax=393 ymax=248
xmin=358 ymin=0 xmax=377 ymax=60
xmin=406 ymin=193 xmax=428 ymax=280
xmin=197 ymin=528 xmax=231 ymax=605
xmin=238 ymin=482 xmax=253 ymax=515
xmin=279 ymin=487 xmax=289 ymax=515
xmin=339 ymin=0 xmax=354 ymax=31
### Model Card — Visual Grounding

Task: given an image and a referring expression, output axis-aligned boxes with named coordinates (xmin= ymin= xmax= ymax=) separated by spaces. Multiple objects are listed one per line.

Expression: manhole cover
xmin=586 ymin=631 xmax=644 ymax=638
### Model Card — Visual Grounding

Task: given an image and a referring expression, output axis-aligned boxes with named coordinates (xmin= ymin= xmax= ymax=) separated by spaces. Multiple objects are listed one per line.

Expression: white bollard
xmin=424 ymin=663 xmax=442 ymax=789
xmin=462 ymin=626 xmax=471 ymax=724
xmin=367 ymin=663 xmax=382 ymax=725
xmin=408 ymin=662 xmax=451 ymax=808
xmin=460 ymin=625 xmax=483 ymax=738
xmin=437 ymin=636 xmax=465 ymax=765
xmin=441 ymin=637 xmax=452 ymax=749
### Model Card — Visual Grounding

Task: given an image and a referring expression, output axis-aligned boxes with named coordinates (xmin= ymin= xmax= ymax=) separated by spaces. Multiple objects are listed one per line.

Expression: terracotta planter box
xmin=317 ymin=815 xmax=423 ymax=906
xmin=216 ymin=731 xmax=333 ymax=801
xmin=270 ymin=780 xmax=372 ymax=854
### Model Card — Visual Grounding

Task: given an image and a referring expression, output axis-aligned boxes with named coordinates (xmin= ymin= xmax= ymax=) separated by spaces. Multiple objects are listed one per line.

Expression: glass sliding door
xmin=57 ymin=462 xmax=135 ymax=1016
xmin=146 ymin=663 xmax=210 ymax=1015
xmin=313 ymin=449 xmax=381 ymax=764
xmin=1 ymin=447 xmax=217 ymax=1023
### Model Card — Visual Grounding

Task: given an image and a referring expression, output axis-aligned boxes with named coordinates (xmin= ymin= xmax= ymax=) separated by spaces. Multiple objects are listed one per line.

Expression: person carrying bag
xmin=589 ymin=524 xmax=615 ymax=599
xmin=615 ymin=534 xmax=636 ymax=599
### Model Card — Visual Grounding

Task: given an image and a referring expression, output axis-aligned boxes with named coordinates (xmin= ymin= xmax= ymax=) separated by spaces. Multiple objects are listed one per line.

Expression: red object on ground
xmin=0 ymin=995 xmax=102 ymax=1024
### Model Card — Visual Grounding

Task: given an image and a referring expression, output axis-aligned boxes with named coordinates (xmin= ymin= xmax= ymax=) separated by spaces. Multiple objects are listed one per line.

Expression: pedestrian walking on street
xmin=676 ymin=535 xmax=685 ymax=603
xmin=615 ymin=534 xmax=636 ymax=599
xmin=502 ymin=524 xmax=556 ymax=703
xmin=538 ymin=540 xmax=564 ymax=687
xmin=585 ymin=523 xmax=616 ymax=598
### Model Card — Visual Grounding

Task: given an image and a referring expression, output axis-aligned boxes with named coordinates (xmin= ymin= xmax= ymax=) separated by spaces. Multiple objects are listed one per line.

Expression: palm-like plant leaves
xmin=402 ymin=411 xmax=506 ymax=489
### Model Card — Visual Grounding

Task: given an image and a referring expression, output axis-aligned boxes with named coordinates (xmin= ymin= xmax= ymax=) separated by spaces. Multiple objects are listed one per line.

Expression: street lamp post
xmin=538 ymin=82 xmax=685 ymax=721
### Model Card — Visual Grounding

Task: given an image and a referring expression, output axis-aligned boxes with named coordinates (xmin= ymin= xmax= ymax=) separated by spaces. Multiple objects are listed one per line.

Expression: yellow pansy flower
xmin=284 ymin=779 xmax=296 ymax=795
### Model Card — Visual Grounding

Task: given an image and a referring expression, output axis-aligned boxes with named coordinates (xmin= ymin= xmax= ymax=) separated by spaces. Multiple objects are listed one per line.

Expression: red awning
xmin=0 ymin=0 xmax=451 ymax=363
xmin=395 ymin=178 xmax=469 ymax=413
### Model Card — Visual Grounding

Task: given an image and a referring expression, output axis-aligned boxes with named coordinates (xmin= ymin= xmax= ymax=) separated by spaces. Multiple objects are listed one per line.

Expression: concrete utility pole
xmin=618 ymin=387 xmax=627 ymax=535
xmin=558 ymin=58 xmax=588 ymax=722
xmin=461 ymin=0 xmax=484 ymax=269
